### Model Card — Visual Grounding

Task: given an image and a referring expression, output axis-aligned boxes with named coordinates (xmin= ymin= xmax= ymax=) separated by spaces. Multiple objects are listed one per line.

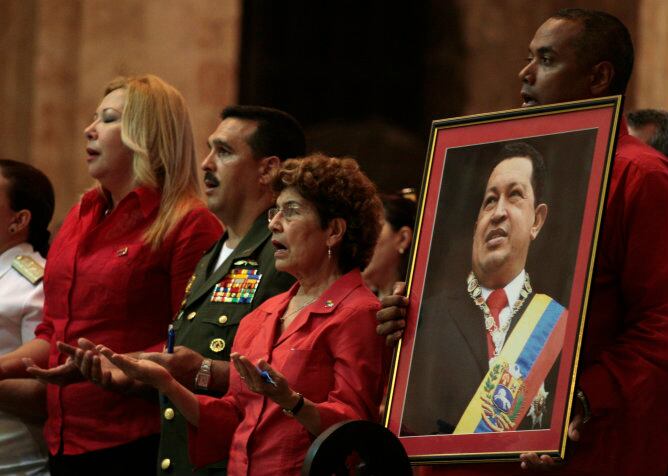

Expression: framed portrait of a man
xmin=384 ymin=96 xmax=623 ymax=463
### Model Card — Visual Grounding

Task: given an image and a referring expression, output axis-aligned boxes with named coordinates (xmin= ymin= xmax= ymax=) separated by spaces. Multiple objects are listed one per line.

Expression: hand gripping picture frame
xmin=384 ymin=96 xmax=623 ymax=464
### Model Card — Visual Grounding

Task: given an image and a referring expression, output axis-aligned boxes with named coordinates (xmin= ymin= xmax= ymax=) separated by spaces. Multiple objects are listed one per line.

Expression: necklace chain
xmin=466 ymin=271 xmax=532 ymax=355
xmin=279 ymin=296 xmax=318 ymax=323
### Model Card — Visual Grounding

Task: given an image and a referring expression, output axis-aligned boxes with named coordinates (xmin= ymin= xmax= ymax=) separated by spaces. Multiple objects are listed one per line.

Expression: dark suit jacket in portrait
xmin=401 ymin=284 xmax=561 ymax=436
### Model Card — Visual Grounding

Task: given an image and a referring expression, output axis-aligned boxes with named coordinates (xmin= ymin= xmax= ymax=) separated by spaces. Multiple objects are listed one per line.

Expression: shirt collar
xmin=79 ymin=185 xmax=160 ymax=219
xmin=267 ymin=268 xmax=367 ymax=317
xmin=480 ymin=269 xmax=525 ymax=307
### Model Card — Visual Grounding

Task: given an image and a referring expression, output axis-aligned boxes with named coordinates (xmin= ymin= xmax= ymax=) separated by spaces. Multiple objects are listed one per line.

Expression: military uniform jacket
xmin=159 ymin=213 xmax=294 ymax=475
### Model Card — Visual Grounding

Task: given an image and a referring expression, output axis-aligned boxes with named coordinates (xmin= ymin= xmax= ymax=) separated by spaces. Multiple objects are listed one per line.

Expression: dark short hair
xmin=490 ymin=142 xmax=547 ymax=206
xmin=0 ymin=159 xmax=55 ymax=257
xmin=627 ymin=109 xmax=668 ymax=156
xmin=553 ymin=8 xmax=634 ymax=95
xmin=271 ymin=153 xmax=383 ymax=272
xmin=221 ymin=105 xmax=305 ymax=161
xmin=381 ymin=193 xmax=417 ymax=278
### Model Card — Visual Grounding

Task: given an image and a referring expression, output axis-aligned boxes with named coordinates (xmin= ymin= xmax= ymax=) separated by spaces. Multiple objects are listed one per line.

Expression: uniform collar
xmin=0 ymin=243 xmax=37 ymax=278
xmin=227 ymin=211 xmax=273 ymax=258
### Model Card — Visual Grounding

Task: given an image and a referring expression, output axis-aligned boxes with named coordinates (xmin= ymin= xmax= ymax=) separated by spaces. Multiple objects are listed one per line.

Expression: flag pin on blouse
xmin=325 ymin=300 xmax=334 ymax=308
xmin=116 ymin=247 xmax=128 ymax=257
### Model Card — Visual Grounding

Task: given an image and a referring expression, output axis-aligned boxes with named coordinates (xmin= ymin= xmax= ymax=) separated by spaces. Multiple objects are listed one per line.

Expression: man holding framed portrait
xmin=380 ymin=8 xmax=668 ymax=476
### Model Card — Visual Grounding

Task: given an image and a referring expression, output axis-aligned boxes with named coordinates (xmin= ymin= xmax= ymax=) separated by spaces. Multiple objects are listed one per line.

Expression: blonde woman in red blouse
xmin=0 ymin=75 xmax=222 ymax=475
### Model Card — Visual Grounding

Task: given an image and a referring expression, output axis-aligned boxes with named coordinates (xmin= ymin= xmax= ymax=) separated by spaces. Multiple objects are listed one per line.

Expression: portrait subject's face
xmin=518 ymin=18 xmax=593 ymax=107
xmin=472 ymin=157 xmax=547 ymax=289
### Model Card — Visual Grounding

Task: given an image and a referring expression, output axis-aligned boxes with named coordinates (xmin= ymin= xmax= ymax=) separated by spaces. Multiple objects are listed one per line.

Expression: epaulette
xmin=11 ymin=255 xmax=44 ymax=285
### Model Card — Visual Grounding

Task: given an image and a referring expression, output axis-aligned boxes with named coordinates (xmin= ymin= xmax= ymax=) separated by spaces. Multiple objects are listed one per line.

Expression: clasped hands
xmin=22 ymin=338 xmax=294 ymax=408
xmin=23 ymin=337 xmax=134 ymax=391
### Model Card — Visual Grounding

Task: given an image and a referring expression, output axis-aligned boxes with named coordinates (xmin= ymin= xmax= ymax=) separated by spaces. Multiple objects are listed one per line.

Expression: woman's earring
xmin=398 ymin=247 xmax=405 ymax=254
xmin=328 ymin=246 xmax=332 ymax=259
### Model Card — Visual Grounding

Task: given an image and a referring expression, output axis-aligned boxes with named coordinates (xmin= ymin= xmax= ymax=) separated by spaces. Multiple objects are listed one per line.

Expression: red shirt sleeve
xmin=315 ymin=302 xmax=389 ymax=432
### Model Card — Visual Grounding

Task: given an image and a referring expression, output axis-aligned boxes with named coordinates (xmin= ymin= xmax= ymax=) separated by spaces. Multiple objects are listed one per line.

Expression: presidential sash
xmin=454 ymin=294 xmax=567 ymax=433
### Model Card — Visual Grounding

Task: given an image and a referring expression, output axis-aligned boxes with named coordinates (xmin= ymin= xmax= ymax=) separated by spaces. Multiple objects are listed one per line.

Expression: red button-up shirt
xmin=35 ymin=187 xmax=222 ymax=455
xmin=188 ymin=270 xmax=388 ymax=475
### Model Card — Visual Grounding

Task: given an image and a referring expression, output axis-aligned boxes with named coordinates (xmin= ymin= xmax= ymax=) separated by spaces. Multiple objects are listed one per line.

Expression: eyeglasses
xmin=268 ymin=204 xmax=303 ymax=222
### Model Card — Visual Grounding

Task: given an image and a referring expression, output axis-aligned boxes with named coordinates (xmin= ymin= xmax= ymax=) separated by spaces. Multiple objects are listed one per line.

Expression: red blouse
xmin=188 ymin=270 xmax=388 ymax=476
xmin=35 ymin=187 xmax=222 ymax=455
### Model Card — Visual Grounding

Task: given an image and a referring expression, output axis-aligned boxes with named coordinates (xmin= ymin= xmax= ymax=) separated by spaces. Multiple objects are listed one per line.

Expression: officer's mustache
xmin=204 ymin=171 xmax=220 ymax=187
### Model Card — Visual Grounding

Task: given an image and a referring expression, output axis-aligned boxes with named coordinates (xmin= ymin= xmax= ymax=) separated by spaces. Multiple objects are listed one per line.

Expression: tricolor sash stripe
xmin=454 ymin=294 xmax=567 ymax=434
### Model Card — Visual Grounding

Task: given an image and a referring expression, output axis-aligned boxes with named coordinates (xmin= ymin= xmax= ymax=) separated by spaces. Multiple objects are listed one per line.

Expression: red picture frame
xmin=384 ymin=97 xmax=623 ymax=464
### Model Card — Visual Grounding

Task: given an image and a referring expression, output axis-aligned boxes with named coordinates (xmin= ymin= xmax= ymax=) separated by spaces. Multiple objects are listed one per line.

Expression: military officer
xmin=149 ymin=105 xmax=305 ymax=474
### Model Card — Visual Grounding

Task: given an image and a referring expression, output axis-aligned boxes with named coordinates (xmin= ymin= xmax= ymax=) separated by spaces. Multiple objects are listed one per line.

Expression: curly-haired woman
xmin=101 ymin=153 xmax=389 ymax=475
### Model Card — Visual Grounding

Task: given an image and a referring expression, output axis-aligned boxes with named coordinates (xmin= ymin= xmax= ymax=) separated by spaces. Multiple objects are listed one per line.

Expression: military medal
xmin=11 ymin=255 xmax=44 ymax=284
xmin=211 ymin=268 xmax=263 ymax=304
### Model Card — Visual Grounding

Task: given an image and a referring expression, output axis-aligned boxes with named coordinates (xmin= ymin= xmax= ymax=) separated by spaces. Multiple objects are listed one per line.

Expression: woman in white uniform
xmin=0 ymin=159 xmax=55 ymax=475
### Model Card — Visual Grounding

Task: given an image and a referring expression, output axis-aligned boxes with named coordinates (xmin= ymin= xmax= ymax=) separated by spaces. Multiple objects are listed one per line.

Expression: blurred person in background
xmin=627 ymin=108 xmax=668 ymax=156
xmin=363 ymin=192 xmax=416 ymax=298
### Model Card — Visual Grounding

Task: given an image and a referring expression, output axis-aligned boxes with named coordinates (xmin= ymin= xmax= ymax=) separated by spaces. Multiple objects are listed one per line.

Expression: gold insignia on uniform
xmin=160 ymin=458 xmax=171 ymax=470
xmin=11 ymin=255 xmax=44 ymax=284
xmin=187 ymin=311 xmax=197 ymax=321
xmin=164 ymin=408 xmax=175 ymax=420
xmin=218 ymin=315 xmax=228 ymax=325
xmin=184 ymin=274 xmax=196 ymax=295
xmin=116 ymin=247 xmax=128 ymax=256
xmin=211 ymin=268 xmax=263 ymax=304
xmin=233 ymin=260 xmax=248 ymax=266
xmin=209 ymin=338 xmax=226 ymax=353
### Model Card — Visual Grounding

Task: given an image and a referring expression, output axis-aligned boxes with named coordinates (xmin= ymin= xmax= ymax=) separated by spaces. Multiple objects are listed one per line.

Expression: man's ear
xmin=258 ymin=156 xmax=281 ymax=185
xmin=589 ymin=61 xmax=614 ymax=97
xmin=530 ymin=203 xmax=548 ymax=240
xmin=326 ymin=218 xmax=347 ymax=249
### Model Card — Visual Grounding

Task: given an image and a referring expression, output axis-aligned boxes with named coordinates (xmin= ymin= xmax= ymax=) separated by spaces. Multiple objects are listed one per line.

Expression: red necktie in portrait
xmin=485 ymin=288 xmax=508 ymax=359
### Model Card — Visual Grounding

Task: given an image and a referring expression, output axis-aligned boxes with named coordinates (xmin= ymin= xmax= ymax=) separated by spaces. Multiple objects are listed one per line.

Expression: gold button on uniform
xmin=161 ymin=458 xmax=171 ymax=471
xmin=187 ymin=311 xmax=196 ymax=321
xmin=164 ymin=408 xmax=175 ymax=420
xmin=218 ymin=315 xmax=228 ymax=325
xmin=210 ymin=338 xmax=226 ymax=353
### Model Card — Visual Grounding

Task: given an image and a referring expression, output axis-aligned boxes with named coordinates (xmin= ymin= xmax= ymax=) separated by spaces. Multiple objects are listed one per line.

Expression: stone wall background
xmin=1 ymin=0 xmax=240 ymax=223
xmin=1 ymin=0 xmax=665 ymax=226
